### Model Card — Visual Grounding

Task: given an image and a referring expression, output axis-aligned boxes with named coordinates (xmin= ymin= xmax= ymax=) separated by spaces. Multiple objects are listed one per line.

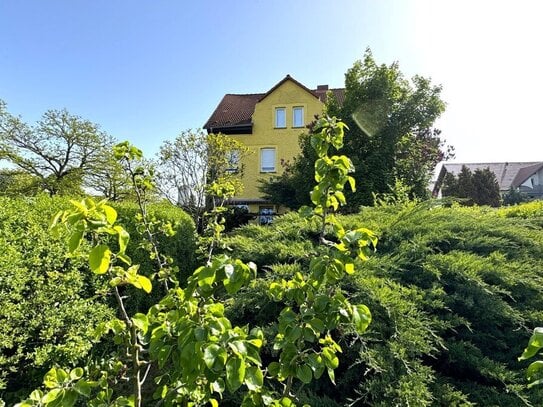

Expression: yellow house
xmin=204 ymin=75 xmax=344 ymax=222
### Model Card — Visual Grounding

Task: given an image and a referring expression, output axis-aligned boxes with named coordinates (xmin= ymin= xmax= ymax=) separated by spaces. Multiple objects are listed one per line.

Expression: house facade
xmin=204 ymin=75 xmax=344 ymax=222
xmin=433 ymin=162 xmax=543 ymax=199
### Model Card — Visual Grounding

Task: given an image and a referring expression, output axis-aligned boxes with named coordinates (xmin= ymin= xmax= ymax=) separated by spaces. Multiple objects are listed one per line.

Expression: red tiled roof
xmin=203 ymin=93 xmax=264 ymax=130
xmin=203 ymin=76 xmax=345 ymax=130
xmin=315 ymin=88 xmax=345 ymax=105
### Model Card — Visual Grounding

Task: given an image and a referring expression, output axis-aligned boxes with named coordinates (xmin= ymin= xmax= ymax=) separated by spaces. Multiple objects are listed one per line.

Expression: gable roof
xmin=203 ymin=75 xmax=345 ymax=131
xmin=434 ymin=162 xmax=543 ymax=194
xmin=257 ymin=74 xmax=319 ymax=103
xmin=511 ymin=162 xmax=543 ymax=188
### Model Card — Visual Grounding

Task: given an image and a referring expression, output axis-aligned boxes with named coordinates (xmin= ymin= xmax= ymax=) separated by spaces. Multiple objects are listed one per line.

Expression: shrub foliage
xmin=224 ymin=202 xmax=543 ymax=405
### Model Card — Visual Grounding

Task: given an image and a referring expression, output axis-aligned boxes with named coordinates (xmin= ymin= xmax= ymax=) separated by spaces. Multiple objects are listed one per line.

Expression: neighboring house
xmin=433 ymin=162 xmax=543 ymax=199
xmin=204 ymin=75 xmax=344 ymax=223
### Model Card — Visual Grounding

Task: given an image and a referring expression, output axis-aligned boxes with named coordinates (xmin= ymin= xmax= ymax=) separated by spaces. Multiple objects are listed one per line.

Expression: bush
xmin=0 ymin=196 xmax=197 ymax=404
xmin=113 ymin=201 xmax=197 ymax=281
xmin=112 ymin=201 xmax=197 ymax=315
xmin=0 ymin=195 xmax=113 ymax=403
xmin=223 ymin=202 xmax=543 ymax=405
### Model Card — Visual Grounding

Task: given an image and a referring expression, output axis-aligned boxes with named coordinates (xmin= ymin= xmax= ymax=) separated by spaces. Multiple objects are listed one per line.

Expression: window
xmin=275 ymin=107 xmax=286 ymax=128
xmin=226 ymin=150 xmax=240 ymax=173
xmin=259 ymin=206 xmax=275 ymax=225
xmin=293 ymin=106 xmax=304 ymax=127
xmin=260 ymin=148 xmax=276 ymax=172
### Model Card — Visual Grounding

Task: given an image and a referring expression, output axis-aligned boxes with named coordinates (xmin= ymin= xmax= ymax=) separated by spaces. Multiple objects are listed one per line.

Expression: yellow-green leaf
xmin=137 ymin=275 xmax=152 ymax=293
xmin=345 ymin=263 xmax=355 ymax=275
xmin=89 ymin=245 xmax=111 ymax=274
xmin=114 ymin=226 xmax=130 ymax=254
xmin=102 ymin=205 xmax=117 ymax=225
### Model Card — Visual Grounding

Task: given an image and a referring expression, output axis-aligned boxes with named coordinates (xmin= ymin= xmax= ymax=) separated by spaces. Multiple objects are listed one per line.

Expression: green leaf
xmin=69 ymin=367 xmax=84 ymax=380
xmin=137 ymin=275 xmax=152 ymax=293
xmin=347 ymin=176 xmax=356 ymax=192
xmin=307 ymin=318 xmax=325 ymax=334
xmin=520 ymin=327 xmax=543 ymax=360
xmin=68 ymin=228 xmax=84 ymax=253
xmin=117 ymin=253 xmax=132 ymax=265
xmin=267 ymin=361 xmax=281 ymax=377
xmin=44 ymin=368 xmax=60 ymax=389
xmin=226 ymin=356 xmax=246 ymax=392
xmin=245 ymin=366 xmax=263 ymax=391
xmin=102 ymin=205 xmax=117 ymax=225
xmin=132 ymin=313 xmax=149 ymax=334
xmin=197 ymin=265 xmax=216 ymax=287
xmin=322 ymin=347 xmax=339 ymax=369
xmin=296 ymin=364 xmax=313 ymax=384
xmin=229 ymin=340 xmax=248 ymax=357
xmin=327 ymin=367 xmax=336 ymax=384
xmin=527 ymin=360 xmax=543 ymax=384
xmin=204 ymin=344 xmax=228 ymax=371
xmin=60 ymin=390 xmax=78 ymax=407
xmin=89 ymin=244 xmax=111 ymax=274
xmin=352 ymin=304 xmax=371 ymax=334
xmin=42 ymin=388 xmax=63 ymax=403
xmin=73 ymin=379 xmax=92 ymax=397
xmin=157 ymin=345 xmax=172 ymax=368
xmin=114 ymin=226 xmax=129 ymax=254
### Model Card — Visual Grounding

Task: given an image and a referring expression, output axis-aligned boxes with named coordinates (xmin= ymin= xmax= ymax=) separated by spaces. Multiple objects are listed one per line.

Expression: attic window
xmin=275 ymin=108 xmax=286 ymax=128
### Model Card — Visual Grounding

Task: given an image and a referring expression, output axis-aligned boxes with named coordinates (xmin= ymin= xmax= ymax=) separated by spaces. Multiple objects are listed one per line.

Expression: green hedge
xmin=0 ymin=195 xmax=113 ymax=403
xmin=113 ymin=201 xmax=197 ymax=314
xmin=0 ymin=196 xmax=197 ymax=404
xmin=113 ymin=201 xmax=197 ymax=282
xmin=223 ymin=202 xmax=543 ymax=406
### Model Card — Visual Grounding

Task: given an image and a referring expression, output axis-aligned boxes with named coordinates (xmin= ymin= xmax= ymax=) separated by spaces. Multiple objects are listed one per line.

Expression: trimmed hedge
xmin=0 ymin=195 xmax=113 ymax=403
xmin=0 ymin=196 xmax=196 ymax=404
xmin=223 ymin=202 xmax=543 ymax=406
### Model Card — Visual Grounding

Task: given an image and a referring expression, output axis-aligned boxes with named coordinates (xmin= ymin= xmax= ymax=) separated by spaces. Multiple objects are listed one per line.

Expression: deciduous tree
xmin=0 ymin=100 xmax=113 ymax=196
xmin=261 ymin=49 xmax=452 ymax=209
xmin=156 ymin=130 xmax=249 ymax=229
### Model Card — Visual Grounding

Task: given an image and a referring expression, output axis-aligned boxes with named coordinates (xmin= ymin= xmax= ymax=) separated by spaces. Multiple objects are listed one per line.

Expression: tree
xmin=503 ymin=187 xmax=528 ymax=206
xmin=0 ymin=169 xmax=41 ymax=196
xmin=0 ymin=100 xmax=114 ymax=196
xmin=262 ymin=49 xmax=452 ymax=209
xmin=472 ymin=167 xmax=501 ymax=207
xmin=85 ymin=155 xmax=134 ymax=201
xmin=441 ymin=165 xmax=501 ymax=207
xmin=156 ymin=129 xmax=250 ymax=229
xmin=456 ymin=165 xmax=475 ymax=204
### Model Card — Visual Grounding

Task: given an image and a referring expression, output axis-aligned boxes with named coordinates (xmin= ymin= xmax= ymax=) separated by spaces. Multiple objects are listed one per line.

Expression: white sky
xmin=408 ymin=0 xmax=543 ymax=163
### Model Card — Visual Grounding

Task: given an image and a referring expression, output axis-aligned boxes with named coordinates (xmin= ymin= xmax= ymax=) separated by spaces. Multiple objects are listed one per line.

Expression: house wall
xmin=229 ymin=79 xmax=324 ymax=214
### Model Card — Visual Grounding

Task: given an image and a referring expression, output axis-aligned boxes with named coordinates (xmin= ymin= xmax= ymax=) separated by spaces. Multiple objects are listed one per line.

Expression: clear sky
xmin=1 ymin=0 xmax=542 ymax=164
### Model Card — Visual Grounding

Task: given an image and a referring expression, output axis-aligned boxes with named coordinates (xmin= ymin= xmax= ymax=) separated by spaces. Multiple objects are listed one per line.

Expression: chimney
xmin=317 ymin=85 xmax=329 ymax=91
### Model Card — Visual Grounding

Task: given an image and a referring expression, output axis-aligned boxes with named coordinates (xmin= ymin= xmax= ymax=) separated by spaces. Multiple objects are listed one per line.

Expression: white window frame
xmin=260 ymin=148 xmax=276 ymax=172
xmin=275 ymin=107 xmax=286 ymax=128
xmin=293 ymin=106 xmax=304 ymax=128
xmin=226 ymin=150 xmax=240 ymax=173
